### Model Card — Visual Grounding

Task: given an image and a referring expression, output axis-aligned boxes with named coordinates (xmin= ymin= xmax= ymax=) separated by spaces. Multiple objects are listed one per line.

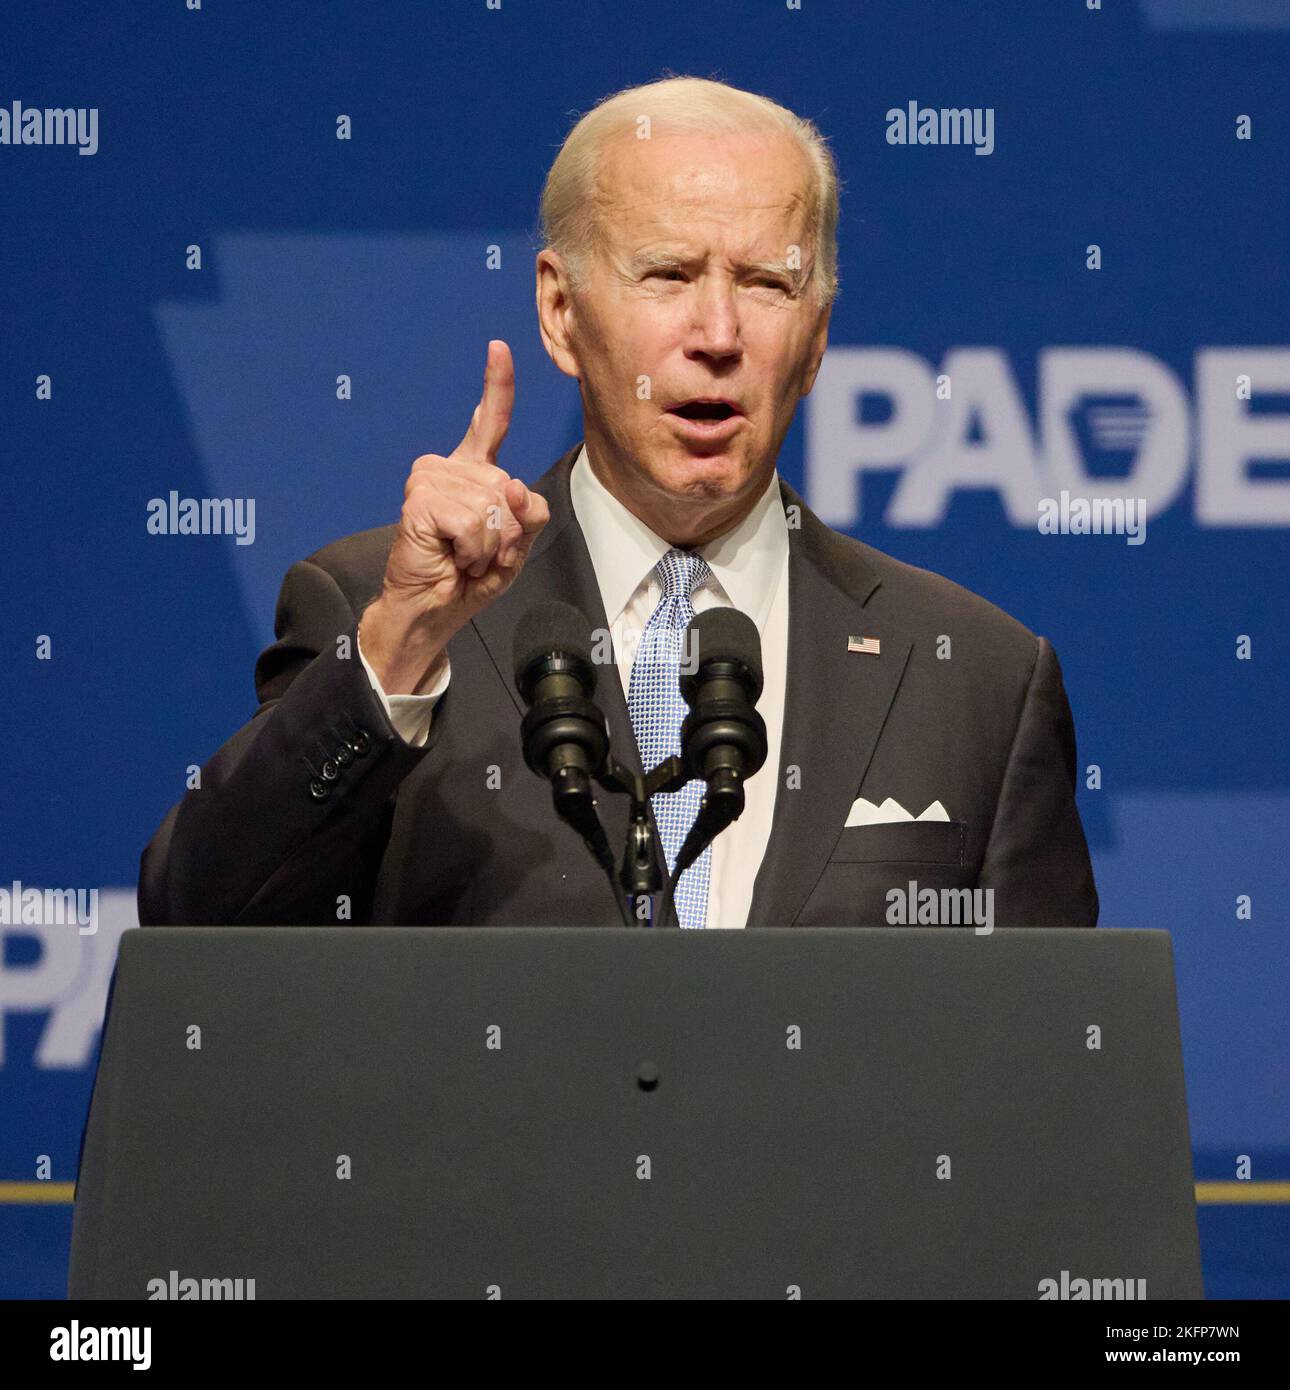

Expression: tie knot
xmin=654 ymin=547 xmax=711 ymax=601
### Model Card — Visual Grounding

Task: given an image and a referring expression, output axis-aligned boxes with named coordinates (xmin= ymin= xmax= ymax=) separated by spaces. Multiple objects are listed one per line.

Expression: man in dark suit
xmin=139 ymin=75 xmax=1098 ymax=931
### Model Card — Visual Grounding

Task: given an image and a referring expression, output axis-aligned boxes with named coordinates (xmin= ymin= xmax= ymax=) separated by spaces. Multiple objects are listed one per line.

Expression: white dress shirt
xmin=358 ymin=442 xmax=790 ymax=928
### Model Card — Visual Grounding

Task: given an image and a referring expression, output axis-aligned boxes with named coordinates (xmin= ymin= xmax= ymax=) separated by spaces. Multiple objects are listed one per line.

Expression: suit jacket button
xmin=334 ymin=744 xmax=354 ymax=767
xmin=348 ymin=729 xmax=371 ymax=757
xmin=321 ymin=759 xmax=340 ymax=781
xmin=309 ymin=778 xmax=331 ymax=801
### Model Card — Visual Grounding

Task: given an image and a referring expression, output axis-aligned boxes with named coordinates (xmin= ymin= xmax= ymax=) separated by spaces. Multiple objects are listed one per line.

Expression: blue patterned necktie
xmin=627 ymin=548 xmax=713 ymax=928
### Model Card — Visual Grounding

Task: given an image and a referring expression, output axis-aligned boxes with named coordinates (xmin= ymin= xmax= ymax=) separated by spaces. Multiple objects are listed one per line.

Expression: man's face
xmin=537 ymin=128 xmax=831 ymax=545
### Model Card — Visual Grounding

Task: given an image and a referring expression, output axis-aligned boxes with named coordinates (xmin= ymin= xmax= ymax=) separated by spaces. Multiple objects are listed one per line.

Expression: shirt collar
xmin=569 ymin=441 xmax=788 ymax=630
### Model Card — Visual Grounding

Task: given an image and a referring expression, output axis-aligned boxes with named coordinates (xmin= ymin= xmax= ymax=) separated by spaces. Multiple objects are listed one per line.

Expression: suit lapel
xmin=745 ymin=481 xmax=913 ymax=927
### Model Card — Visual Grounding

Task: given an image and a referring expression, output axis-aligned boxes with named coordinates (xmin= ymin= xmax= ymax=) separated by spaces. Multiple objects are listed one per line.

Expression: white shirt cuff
xmin=356 ymin=627 xmax=450 ymax=748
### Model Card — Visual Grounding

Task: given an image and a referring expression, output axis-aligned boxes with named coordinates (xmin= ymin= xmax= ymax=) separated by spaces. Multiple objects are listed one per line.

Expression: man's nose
xmin=683 ymin=280 xmax=742 ymax=361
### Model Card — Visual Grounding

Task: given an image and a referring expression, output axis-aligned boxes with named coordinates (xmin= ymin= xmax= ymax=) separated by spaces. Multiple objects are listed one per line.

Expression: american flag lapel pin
xmin=847 ymin=635 xmax=881 ymax=655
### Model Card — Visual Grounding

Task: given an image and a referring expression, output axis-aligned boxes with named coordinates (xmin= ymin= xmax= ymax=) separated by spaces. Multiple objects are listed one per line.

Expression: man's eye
xmin=754 ymin=278 xmax=789 ymax=291
xmin=649 ymin=269 xmax=686 ymax=282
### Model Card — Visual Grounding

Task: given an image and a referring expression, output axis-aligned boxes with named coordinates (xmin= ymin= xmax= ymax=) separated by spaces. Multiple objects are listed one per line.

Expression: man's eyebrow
xmin=628 ymin=249 xmax=699 ymax=273
xmin=743 ymin=257 xmax=803 ymax=283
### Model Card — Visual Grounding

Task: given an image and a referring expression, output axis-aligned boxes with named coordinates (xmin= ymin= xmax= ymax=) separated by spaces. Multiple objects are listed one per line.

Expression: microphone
xmin=513 ymin=601 xmax=613 ymax=870
xmin=670 ymin=607 xmax=768 ymax=886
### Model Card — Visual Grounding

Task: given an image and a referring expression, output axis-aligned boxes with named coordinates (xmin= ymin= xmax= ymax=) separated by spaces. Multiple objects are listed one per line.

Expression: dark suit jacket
xmin=139 ymin=442 xmax=1099 ymax=929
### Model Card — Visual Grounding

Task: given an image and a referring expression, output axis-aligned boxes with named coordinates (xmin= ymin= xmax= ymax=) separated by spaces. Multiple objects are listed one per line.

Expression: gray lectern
xmin=69 ymin=926 xmax=1202 ymax=1299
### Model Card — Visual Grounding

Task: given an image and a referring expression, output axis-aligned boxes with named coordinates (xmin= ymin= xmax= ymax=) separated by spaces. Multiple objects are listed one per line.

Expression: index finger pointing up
xmin=454 ymin=339 xmax=515 ymax=464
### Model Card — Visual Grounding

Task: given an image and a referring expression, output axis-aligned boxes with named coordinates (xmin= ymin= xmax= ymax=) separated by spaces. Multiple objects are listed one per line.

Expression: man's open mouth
xmin=668 ymin=400 xmax=741 ymax=421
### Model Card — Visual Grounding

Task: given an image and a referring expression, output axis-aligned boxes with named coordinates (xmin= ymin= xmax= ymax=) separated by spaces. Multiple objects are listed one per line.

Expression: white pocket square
xmin=845 ymin=796 xmax=951 ymax=827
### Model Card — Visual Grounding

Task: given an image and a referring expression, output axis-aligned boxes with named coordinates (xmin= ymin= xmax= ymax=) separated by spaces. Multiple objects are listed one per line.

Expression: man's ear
xmin=799 ymin=301 xmax=832 ymax=396
xmin=536 ymin=250 xmax=581 ymax=380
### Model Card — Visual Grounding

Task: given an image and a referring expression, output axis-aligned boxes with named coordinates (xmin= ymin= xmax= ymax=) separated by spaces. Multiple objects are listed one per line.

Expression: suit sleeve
xmin=138 ymin=557 xmax=442 ymax=926
xmin=977 ymin=636 xmax=1099 ymax=928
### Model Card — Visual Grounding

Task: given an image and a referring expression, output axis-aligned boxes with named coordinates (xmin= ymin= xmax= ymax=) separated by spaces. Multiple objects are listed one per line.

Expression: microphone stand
xmin=560 ymin=750 xmax=747 ymax=929
xmin=595 ymin=755 xmax=690 ymax=927
xmin=550 ymin=728 xmax=757 ymax=929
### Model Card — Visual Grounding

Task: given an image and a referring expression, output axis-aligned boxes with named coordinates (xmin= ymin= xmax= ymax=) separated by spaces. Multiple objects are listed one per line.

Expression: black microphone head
xmin=679 ymin=606 xmax=764 ymax=704
xmin=513 ymin=601 xmax=597 ymax=701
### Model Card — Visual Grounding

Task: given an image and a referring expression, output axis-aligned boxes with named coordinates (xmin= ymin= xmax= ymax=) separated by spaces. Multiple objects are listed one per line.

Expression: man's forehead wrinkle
xmin=627 ymin=245 xmax=804 ymax=270
xmin=590 ymin=134 xmax=818 ymax=278
xmin=606 ymin=191 xmax=810 ymax=231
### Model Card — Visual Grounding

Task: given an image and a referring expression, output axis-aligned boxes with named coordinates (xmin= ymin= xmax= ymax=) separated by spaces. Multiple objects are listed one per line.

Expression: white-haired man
xmin=140 ymin=76 xmax=1098 ymax=931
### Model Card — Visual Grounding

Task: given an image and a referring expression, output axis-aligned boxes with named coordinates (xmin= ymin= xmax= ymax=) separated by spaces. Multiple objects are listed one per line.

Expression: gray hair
xmin=538 ymin=75 xmax=841 ymax=307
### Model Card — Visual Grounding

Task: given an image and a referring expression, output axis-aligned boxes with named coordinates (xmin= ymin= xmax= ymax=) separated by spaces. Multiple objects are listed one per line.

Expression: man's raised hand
xmin=359 ymin=340 xmax=551 ymax=695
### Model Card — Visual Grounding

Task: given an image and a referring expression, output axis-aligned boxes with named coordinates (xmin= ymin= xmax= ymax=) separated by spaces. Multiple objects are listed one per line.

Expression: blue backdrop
xmin=2 ymin=0 xmax=1287 ymax=1299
